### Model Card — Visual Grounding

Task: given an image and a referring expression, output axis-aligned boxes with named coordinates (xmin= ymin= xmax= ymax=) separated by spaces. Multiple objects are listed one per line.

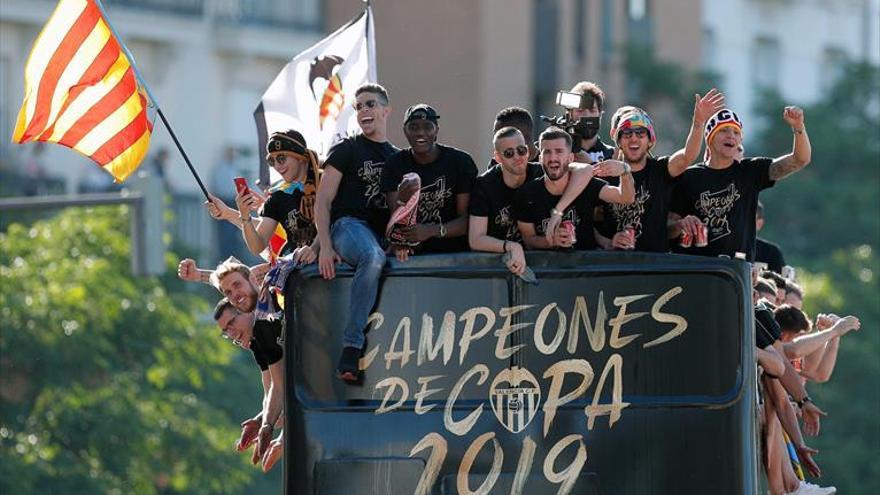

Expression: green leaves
xmin=0 ymin=207 xmax=260 ymax=493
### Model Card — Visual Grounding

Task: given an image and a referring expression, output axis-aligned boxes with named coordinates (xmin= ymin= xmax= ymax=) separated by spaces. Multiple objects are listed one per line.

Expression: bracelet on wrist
xmin=503 ymin=240 xmax=509 ymax=253
xmin=438 ymin=222 xmax=447 ymax=238
xmin=796 ymin=395 xmax=812 ymax=409
xmin=792 ymin=128 xmax=805 ymax=134
xmin=240 ymin=215 xmax=252 ymax=223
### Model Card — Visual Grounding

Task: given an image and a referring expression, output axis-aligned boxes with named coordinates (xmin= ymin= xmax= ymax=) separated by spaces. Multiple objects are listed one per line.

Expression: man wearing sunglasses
xmin=469 ymin=126 xmax=600 ymax=274
xmin=213 ymin=298 xmax=285 ymax=472
xmin=514 ymin=127 xmax=634 ymax=250
xmin=315 ymin=83 xmax=398 ymax=382
xmin=381 ymin=104 xmax=478 ymax=258
xmin=549 ymin=91 xmax=726 ymax=252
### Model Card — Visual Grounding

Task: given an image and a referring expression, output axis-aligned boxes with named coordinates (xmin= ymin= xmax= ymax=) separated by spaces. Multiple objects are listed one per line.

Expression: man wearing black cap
xmin=380 ymin=104 xmax=478 ymax=258
xmin=314 ymin=83 xmax=399 ymax=382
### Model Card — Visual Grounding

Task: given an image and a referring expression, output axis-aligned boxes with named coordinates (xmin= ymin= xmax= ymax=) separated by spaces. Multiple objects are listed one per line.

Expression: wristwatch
xmin=438 ymin=222 xmax=447 ymax=238
xmin=551 ymin=208 xmax=564 ymax=217
xmin=796 ymin=395 xmax=812 ymax=409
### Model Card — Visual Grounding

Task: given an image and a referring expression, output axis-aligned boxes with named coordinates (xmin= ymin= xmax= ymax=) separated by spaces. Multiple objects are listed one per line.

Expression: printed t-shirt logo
xmin=695 ymin=183 xmax=741 ymax=242
xmin=418 ymin=177 xmax=453 ymax=224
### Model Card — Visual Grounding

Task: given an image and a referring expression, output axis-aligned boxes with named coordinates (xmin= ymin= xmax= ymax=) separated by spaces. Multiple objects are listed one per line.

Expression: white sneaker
xmin=786 ymin=480 xmax=837 ymax=495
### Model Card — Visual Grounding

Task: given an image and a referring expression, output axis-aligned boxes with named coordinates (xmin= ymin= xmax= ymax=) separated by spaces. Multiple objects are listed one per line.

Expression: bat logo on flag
xmin=489 ymin=366 xmax=541 ymax=434
xmin=308 ymin=55 xmax=345 ymax=130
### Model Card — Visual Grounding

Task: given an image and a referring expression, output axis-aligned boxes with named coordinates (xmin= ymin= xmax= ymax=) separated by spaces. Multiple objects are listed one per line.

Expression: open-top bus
xmin=283 ymin=251 xmax=757 ymax=494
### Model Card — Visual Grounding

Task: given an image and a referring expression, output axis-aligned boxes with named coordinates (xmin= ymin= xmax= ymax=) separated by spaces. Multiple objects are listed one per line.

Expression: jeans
xmin=330 ymin=217 xmax=387 ymax=349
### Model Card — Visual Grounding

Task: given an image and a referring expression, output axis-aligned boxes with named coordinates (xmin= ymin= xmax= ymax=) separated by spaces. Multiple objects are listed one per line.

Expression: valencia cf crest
xmin=309 ymin=55 xmax=346 ymax=130
xmin=489 ymin=366 xmax=541 ymax=434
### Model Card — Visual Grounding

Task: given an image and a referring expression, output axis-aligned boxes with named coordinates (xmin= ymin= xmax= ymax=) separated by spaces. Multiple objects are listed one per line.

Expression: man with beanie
xmin=670 ymin=105 xmax=811 ymax=259
xmin=545 ymin=90 xmax=726 ymax=252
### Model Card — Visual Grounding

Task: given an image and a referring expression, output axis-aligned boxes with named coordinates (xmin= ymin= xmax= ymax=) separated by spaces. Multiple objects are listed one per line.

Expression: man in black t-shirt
xmin=755 ymin=201 xmax=787 ymax=273
xmin=584 ymin=91 xmax=725 ymax=252
xmin=315 ymin=83 xmax=398 ymax=382
xmin=671 ymin=106 xmax=812 ymax=260
xmin=213 ymin=298 xmax=284 ymax=471
xmin=469 ymin=126 xmax=544 ymax=275
xmin=513 ymin=127 xmax=634 ymax=251
xmin=381 ymin=104 xmax=478 ymax=257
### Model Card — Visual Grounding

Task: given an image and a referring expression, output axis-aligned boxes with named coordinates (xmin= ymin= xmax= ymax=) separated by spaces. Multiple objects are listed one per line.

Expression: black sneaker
xmin=336 ymin=346 xmax=361 ymax=383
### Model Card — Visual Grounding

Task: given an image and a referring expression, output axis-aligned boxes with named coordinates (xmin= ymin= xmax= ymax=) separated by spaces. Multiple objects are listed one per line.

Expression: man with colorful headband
xmin=207 ymin=129 xmax=321 ymax=262
xmin=543 ymin=90 xmax=725 ymax=251
xmin=671 ymin=105 xmax=811 ymax=259
xmin=314 ymin=83 xmax=399 ymax=382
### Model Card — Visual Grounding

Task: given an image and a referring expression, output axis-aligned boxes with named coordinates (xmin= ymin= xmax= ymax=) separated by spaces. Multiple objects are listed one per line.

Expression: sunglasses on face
xmin=501 ymin=145 xmax=529 ymax=159
xmin=266 ymin=153 xmax=300 ymax=167
xmin=354 ymin=99 xmax=383 ymax=111
xmin=620 ymin=128 xmax=648 ymax=139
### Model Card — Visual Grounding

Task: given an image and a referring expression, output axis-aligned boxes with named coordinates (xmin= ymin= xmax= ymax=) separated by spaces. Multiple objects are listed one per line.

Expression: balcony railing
xmin=101 ymin=0 xmax=322 ymax=31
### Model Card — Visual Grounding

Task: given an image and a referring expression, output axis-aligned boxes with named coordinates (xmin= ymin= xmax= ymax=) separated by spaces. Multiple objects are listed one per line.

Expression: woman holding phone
xmin=208 ymin=129 xmax=321 ymax=263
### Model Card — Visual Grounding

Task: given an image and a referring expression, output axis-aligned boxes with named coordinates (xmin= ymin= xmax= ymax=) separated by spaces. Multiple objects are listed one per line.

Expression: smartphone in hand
xmin=234 ymin=177 xmax=249 ymax=196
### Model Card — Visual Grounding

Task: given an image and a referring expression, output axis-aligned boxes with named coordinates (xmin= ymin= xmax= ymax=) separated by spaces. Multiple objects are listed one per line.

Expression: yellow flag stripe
xmin=41 ymin=20 xmax=112 ymax=136
xmin=103 ymin=127 xmax=151 ymax=182
xmin=13 ymin=0 xmax=88 ymax=139
xmin=76 ymin=90 xmax=143 ymax=155
xmin=47 ymin=50 xmax=130 ymax=142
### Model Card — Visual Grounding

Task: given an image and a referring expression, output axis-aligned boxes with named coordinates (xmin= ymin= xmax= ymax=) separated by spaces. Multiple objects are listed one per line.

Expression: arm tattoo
xmin=768 ymin=156 xmax=805 ymax=181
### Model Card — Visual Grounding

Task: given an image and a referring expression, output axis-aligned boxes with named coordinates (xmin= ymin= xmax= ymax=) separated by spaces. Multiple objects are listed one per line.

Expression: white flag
xmin=254 ymin=7 xmax=376 ymax=185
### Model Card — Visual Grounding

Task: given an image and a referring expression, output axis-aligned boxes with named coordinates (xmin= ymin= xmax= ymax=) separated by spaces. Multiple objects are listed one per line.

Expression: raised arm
xmin=782 ymin=315 xmax=860 ymax=359
xmin=668 ymin=89 xmax=726 ymax=176
xmin=177 ymin=258 xmax=214 ymax=286
xmin=768 ymin=106 xmax=811 ymax=181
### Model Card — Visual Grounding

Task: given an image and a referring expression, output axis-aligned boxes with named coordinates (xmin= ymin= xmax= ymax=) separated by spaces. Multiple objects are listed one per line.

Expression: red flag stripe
xmin=21 ymin=4 xmax=102 ymax=140
xmin=57 ymin=66 xmax=138 ymax=148
xmin=37 ymin=37 xmax=121 ymax=141
xmin=89 ymin=103 xmax=149 ymax=165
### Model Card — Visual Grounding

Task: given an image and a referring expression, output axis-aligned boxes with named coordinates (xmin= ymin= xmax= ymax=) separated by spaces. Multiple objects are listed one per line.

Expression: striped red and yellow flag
xmin=12 ymin=0 xmax=153 ymax=182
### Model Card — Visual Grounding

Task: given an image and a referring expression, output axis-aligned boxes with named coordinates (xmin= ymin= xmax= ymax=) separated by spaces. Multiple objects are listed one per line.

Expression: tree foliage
xmin=0 ymin=206 xmax=263 ymax=494
xmin=751 ymin=62 xmax=880 ymax=494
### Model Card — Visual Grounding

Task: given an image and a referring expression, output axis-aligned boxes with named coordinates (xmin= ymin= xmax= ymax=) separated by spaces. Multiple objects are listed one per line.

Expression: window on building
xmin=821 ymin=47 xmax=848 ymax=91
xmin=574 ymin=0 xmax=587 ymax=61
xmin=533 ymin=0 xmax=559 ymax=118
xmin=702 ymin=27 xmax=716 ymax=72
xmin=751 ymin=37 xmax=781 ymax=91
xmin=629 ymin=0 xmax=647 ymax=21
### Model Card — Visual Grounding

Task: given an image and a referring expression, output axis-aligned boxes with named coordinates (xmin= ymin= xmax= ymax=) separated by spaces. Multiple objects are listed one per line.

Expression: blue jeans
xmin=330 ymin=217 xmax=387 ymax=349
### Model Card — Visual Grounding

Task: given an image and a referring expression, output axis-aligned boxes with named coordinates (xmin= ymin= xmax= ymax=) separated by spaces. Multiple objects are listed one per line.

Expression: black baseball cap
xmin=403 ymin=104 xmax=439 ymax=125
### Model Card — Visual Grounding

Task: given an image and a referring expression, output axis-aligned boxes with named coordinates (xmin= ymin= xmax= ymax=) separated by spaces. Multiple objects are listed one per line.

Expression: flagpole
xmin=94 ymin=0 xmax=211 ymax=200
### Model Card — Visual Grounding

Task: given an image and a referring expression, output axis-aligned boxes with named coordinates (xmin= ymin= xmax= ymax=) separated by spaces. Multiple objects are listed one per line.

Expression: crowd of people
xmin=174 ymin=80 xmax=861 ymax=493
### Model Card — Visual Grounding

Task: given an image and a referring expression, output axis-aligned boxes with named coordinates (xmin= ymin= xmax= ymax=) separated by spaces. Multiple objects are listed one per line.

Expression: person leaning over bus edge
xmin=381 ymin=104 xmax=478 ymax=261
xmin=314 ymin=83 xmax=398 ymax=383
xmin=669 ymin=105 xmax=811 ymax=260
xmin=213 ymin=298 xmax=285 ymax=472
xmin=513 ymin=127 xmax=634 ymax=251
